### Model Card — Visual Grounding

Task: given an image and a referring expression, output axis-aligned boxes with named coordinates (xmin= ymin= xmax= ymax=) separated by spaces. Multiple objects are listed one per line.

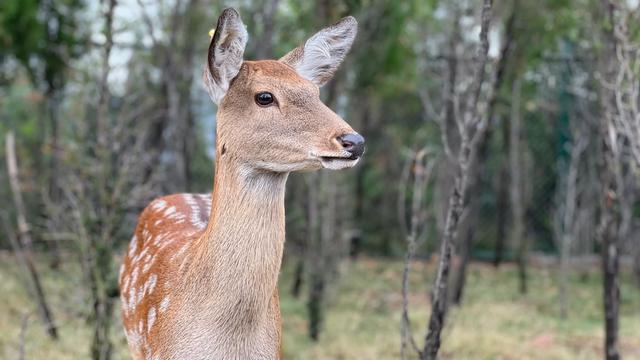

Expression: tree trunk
xmin=634 ymin=238 xmax=640 ymax=288
xmin=89 ymin=2 xmax=117 ymax=357
xmin=422 ymin=140 xmax=471 ymax=359
xmin=306 ymin=173 xmax=323 ymax=341
xmin=493 ymin=161 xmax=509 ymax=266
xmin=308 ymin=273 xmax=325 ymax=341
xmin=287 ymin=173 xmax=308 ymax=298
xmin=90 ymin=290 xmax=114 ymax=360
xmin=451 ymin=112 xmax=493 ymax=305
xmin=597 ymin=2 xmax=622 ymax=358
xmin=46 ymin=91 xmax=62 ymax=269
xmin=291 ymin=257 xmax=305 ymax=298
xmin=5 ymin=131 xmax=59 ymax=340
xmin=509 ymin=78 xmax=527 ymax=295
xmin=489 ymin=6 xmax=517 ymax=268
xmin=601 ymin=205 xmax=620 ymax=360
xmin=451 ymin=226 xmax=473 ymax=305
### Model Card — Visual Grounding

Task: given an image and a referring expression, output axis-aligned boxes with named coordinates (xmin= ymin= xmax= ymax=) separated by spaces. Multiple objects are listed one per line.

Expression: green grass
xmin=1 ymin=252 xmax=639 ymax=359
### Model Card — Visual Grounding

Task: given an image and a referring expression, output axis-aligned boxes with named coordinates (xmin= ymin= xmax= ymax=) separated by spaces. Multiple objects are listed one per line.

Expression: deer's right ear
xmin=203 ymin=8 xmax=248 ymax=105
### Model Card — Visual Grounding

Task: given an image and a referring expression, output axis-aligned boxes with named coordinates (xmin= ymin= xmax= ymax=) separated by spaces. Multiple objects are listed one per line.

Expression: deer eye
xmin=255 ymin=92 xmax=275 ymax=106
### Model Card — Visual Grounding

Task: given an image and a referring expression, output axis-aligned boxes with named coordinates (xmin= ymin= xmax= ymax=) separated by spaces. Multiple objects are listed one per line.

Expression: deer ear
xmin=203 ymin=8 xmax=248 ymax=105
xmin=280 ymin=16 xmax=357 ymax=87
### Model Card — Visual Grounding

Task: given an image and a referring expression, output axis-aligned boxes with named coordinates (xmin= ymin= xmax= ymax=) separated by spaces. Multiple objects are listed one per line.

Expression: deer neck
xmin=186 ymin=153 xmax=288 ymax=330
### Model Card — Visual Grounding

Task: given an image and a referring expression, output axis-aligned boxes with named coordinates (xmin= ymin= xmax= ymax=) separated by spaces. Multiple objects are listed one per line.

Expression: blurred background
xmin=1 ymin=0 xmax=640 ymax=359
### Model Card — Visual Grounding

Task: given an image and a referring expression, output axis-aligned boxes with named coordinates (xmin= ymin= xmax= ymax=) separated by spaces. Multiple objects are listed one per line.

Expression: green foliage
xmin=0 ymin=78 xmax=41 ymax=142
xmin=0 ymin=0 xmax=87 ymax=90
xmin=0 ymin=0 xmax=43 ymax=83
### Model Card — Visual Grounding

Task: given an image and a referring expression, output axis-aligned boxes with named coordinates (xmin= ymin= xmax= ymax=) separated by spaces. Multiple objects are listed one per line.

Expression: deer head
xmin=203 ymin=8 xmax=364 ymax=173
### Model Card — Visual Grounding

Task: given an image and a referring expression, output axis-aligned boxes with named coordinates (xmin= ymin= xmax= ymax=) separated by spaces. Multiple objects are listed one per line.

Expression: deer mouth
xmin=318 ymin=155 xmax=360 ymax=170
xmin=310 ymin=150 xmax=361 ymax=170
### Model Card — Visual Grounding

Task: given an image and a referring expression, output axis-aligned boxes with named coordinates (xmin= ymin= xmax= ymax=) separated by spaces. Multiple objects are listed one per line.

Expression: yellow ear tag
xmin=208 ymin=29 xmax=216 ymax=38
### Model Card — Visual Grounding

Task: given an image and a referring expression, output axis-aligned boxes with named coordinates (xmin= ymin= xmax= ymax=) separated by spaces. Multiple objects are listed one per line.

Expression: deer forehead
xmin=234 ymin=60 xmax=320 ymax=99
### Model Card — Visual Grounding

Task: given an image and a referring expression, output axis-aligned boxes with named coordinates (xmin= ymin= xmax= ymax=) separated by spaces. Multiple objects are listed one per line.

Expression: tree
xmin=4 ymin=131 xmax=58 ymax=340
xmin=594 ymin=1 xmax=640 ymax=358
xmin=0 ymin=0 xmax=87 ymax=267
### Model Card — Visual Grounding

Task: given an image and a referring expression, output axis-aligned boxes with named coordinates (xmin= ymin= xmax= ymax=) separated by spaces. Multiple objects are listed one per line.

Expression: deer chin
xmin=253 ymin=161 xmax=313 ymax=173
xmin=310 ymin=150 xmax=360 ymax=170
xmin=319 ymin=156 xmax=360 ymax=170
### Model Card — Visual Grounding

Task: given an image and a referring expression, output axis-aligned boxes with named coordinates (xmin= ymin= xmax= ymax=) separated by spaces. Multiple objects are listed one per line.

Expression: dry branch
xmin=556 ymin=134 xmax=588 ymax=317
xmin=18 ymin=312 xmax=30 ymax=360
xmin=400 ymin=148 xmax=435 ymax=360
xmin=5 ymin=131 xmax=58 ymax=340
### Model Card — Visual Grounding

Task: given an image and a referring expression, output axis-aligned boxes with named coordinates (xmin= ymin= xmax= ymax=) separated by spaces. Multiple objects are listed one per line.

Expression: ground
xmin=1 ymin=252 xmax=639 ymax=359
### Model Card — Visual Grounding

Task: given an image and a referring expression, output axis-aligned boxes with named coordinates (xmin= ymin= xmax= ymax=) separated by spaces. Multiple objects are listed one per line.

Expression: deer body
xmin=120 ymin=9 xmax=362 ymax=360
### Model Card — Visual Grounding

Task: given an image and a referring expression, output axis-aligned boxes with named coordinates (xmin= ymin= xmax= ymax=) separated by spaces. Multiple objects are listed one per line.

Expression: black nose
xmin=337 ymin=133 xmax=365 ymax=159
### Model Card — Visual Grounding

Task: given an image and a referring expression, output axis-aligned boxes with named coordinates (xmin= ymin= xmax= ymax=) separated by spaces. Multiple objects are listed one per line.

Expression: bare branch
xmin=422 ymin=1 xmax=494 ymax=358
xmin=401 ymin=148 xmax=435 ymax=360
xmin=5 ymin=132 xmax=59 ymax=340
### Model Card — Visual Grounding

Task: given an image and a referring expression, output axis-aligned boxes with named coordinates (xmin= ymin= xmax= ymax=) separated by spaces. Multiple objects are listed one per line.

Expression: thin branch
xmin=422 ymin=1 xmax=494 ymax=358
xmin=5 ymin=131 xmax=59 ymax=340
xmin=401 ymin=148 xmax=435 ymax=360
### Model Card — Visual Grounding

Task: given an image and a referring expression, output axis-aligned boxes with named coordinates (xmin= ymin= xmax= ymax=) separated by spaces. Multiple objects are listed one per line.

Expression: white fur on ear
xmin=280 ymin=16 xmax=357 ymax=87
xmin=203 ymin=8 xmax=248 ymax=105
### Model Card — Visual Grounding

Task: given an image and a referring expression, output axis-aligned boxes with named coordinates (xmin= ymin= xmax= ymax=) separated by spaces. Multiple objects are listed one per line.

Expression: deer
xmin=118 ymin=8 xmax=363 ymax=360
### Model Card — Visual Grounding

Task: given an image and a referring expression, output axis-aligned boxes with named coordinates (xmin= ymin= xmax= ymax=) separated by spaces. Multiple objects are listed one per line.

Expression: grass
xmin=1 ymin=252 xmax=639 ymax=359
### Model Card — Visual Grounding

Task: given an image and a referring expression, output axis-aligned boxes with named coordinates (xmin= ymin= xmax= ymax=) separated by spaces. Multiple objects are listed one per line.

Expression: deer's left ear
xmin=280 ymin=16 xmax=357 ymax=87
xmin=204 ymin=8 xmax=248 ymax=105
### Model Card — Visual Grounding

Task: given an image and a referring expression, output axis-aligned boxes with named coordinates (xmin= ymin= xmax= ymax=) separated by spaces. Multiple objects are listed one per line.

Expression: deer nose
xmin=337 ymin=133 xmax=365 ymax=159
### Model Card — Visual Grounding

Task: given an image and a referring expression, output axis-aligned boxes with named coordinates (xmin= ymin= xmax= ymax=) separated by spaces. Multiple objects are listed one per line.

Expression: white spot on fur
xmin=134 ymin=248 xmax=148 ymax=264
xmin=147 ymin=307 xmax=156 ymax=333
xmin=128 ymin=286 xmax=136 ymax=312
xmin=159 ymin=297 xmax=170 ymax=313
xmin=142 ymin=255 xmax=155 ymax=273
xmin=198 ymin=194 xmax=212 ymax=214
xmin=164 ymin=206 xmax=176 ymax=217
xmin=126 ymin=329 xmax=142 ymax=350
xmin=130 ymin=267 xmax=140 ymax=288
xmin=118 ymin=263 xmax=125 ymax=283
xmin=153 ymin=233 xmax=170 ymax=247
xmin=137 ymin=287 xmax=145 ymax=306
xmin=148 ymin=274 xmax=158 ymax=295
xmin=128 ymin=236 xmax=138 ymax=258
xmin=120 ymin=280 xmax=129 ymax=313
xmin=122 ymin=275 xmax=131 ymax=293
xmin=171 ymin=243 xmax=190 ymax=262
xmin=152 ymin=199 xmax=167 ymax=211
xmin=142 ymin=227 xmax=150 ymax=240
xmin=184 ymin=194 xmax=206 ymax=230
